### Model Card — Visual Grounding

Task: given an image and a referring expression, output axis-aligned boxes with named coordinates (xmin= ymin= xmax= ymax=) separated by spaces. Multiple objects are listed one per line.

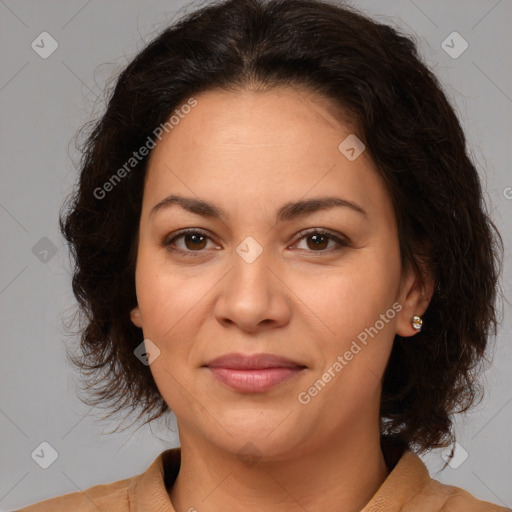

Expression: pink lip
xmin=204 ymin=353 xmax=306 ymax=393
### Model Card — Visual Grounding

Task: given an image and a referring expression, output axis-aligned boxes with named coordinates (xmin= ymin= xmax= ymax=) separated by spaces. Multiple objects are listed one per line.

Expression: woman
xmin=17 ymin=0 xmax=507 ymax=510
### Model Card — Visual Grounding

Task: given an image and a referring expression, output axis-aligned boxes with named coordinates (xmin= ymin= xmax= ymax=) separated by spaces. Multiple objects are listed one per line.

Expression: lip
xmin=205 ymin=353 xmax=305 ymax=370
xmin=203 ymin=353 xmax=307 ymax=393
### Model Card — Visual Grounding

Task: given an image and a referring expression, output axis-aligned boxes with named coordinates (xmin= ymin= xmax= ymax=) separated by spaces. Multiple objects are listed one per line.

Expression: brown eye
xmin=164 ymin=228 xmax=349 ymax=257
xmin=293 ymin=229 xmax=349 ymax=253
xmin=182 ymin=233 xmax=207 ymax=250
xmin=305 ymin=233 xmax=329 ymax=251
xmin=164 ymin=229 xmax=216 ymax=255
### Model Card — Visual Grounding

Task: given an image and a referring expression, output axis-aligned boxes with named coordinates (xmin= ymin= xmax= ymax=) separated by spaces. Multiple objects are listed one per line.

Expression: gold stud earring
xmin=412 ymin=315 xmax=423 ymax=331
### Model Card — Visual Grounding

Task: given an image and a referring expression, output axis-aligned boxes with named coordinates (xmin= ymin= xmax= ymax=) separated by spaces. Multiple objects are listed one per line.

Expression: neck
xmin=169 ymin=422 xmax=390 ymax=512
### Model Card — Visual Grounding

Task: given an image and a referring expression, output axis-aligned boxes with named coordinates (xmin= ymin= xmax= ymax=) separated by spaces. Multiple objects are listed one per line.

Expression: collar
xmin=128 ymin=448 xmax=180 ymax=512
xmin=128 ymin=446 xmax=431 ymax=512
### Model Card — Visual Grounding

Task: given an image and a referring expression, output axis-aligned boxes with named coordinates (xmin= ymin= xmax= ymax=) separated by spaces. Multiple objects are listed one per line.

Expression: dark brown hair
xmin=60 ymin=0 xmax=504 ymax=455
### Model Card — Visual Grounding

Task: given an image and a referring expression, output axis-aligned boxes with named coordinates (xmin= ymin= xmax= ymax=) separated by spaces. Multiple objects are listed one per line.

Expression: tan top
xmin=16 ymin=447 xmax=508 ymax=511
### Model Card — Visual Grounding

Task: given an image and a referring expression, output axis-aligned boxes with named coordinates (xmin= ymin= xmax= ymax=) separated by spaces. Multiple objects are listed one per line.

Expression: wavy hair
xmin=60 ymin=0 xmax=504 ymax=455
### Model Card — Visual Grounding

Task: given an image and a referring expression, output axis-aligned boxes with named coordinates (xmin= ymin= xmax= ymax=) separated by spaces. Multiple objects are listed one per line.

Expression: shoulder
xmin=13 ymin=474 xmax=137 ymax=511
xmin=12 ymin=448 xmax=177 ymax=512
xmin=401 ymin=456 xmax=509 ymax=512
xmin=370 ymin=447 xmax=508 ymax=512
xmin=421 ymin=478 xmax=509 ymax=512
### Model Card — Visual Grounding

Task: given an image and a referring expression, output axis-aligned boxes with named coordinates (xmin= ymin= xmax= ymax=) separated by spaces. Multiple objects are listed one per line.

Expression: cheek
xmin=302 ymin=266 xmax=400 ymax=410
xmin=134 ymin=249 xmax=211 ymax=333
xmin=311 ymin=248 xmax=401 ymax=336
xmin=134 ymin=230 xmax=401 ymax=342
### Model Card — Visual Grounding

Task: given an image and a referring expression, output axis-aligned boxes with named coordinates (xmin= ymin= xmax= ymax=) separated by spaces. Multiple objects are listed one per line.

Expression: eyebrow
xmin=149 ymin=194 xmax=368 ymax=222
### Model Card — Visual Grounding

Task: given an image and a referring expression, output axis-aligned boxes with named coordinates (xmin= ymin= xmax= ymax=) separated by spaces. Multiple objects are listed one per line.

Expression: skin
xmin=130 ymin=87 xmax=434 ymax=512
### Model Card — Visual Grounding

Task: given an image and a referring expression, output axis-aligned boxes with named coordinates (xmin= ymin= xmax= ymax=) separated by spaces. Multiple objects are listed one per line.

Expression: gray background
xmin=1 ymin=0 xmax=511 ymax=510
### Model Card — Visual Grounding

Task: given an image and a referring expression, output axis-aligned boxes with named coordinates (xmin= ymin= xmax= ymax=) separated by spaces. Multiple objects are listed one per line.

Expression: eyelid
xmin=290 ymin=228 xmax=350 ymax=253
xmin=163 ymin=228 xmax=219 ymax=255
xmin=163 ymin=227 xmax=350 ymax=255
xmin=292 ymin=228 xmax=350 ymax=245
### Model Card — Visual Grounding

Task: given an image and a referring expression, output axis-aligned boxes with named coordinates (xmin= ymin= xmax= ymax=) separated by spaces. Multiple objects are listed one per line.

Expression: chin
xmin=200 ymin=413 xmax=311 ymax=460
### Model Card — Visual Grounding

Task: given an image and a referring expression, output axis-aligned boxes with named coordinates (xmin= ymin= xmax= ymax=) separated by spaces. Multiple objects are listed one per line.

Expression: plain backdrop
xmin=1 ymin=0 xmax=511 ymax=510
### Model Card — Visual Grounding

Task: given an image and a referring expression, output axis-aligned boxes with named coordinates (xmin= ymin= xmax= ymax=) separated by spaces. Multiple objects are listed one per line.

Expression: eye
xmin=291 ymin=229 xmax=350 ymax=253
xmin=163 ymin=228 xmax=350 ymax=256
xmin=163 ymin=228 xmax=219 ymax=256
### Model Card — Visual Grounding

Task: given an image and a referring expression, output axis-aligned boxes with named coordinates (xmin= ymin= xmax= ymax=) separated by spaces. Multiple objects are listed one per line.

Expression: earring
xmin=412 ymin=315 xmax=423 ymax=331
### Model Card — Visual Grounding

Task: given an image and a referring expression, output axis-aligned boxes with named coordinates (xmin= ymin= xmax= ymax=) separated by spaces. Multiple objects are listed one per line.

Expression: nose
xmin=213 ymin=242 xmax=292 ymax=333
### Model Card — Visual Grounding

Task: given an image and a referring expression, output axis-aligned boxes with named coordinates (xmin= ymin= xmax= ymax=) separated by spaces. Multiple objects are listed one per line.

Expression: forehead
xmin=152 ymin=86 xmax=357 ymax=151
xmin=142 ymin=87 xmax=390 ymax=223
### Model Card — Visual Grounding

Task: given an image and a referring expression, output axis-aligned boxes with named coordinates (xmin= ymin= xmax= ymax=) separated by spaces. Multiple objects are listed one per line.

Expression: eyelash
xmin=163 ymin=228 xmax=350 ymax=257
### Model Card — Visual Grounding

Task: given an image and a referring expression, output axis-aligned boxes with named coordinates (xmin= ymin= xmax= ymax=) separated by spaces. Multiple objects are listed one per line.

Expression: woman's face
xmin=130 ymin=87 xmax=429 ymax=460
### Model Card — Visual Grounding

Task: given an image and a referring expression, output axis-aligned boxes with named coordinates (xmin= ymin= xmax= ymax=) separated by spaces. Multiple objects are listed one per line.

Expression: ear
xmin=395 ymin=259 xmax=435 ymax=337
xmin=130 ymin=305 xmax=142 ymax=328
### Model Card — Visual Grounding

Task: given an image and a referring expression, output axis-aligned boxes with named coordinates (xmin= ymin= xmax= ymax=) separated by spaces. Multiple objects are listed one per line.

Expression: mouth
xmin=203 ymin=353 xmax=307 ymax=393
